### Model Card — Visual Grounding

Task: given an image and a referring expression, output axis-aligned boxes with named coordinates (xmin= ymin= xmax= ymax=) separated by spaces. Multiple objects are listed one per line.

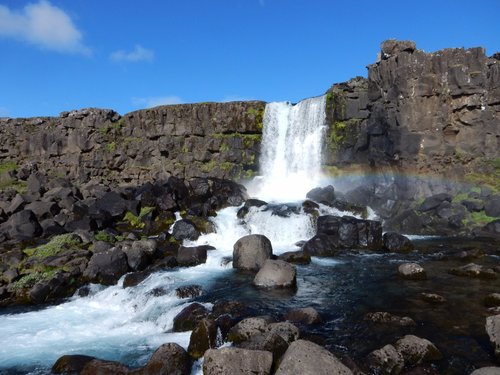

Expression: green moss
xmin=0 ymin=180 xmax=27 ymax=193
xmin=123 ymin=206 xmax=155 ymax=229
xmin=24 ymin=233 xmax=82 ymax=259
xmin=106 ymin=142 xmax=116 ymax=152
xmin=246 ymin=107 xmax=265 ymax=130
xmin=452 ymin=193 xmax=469 ymax=203
xmin=94 ymin=231 xmax=116 ymax=243
xmin=0 ymin=160 xmax=17 ymax=173
xmin=11 ymin=270 xmax=57 ymax=291
xmin=327 ymin=121 xmax=347 ymax=151
xmin=463 ymin=211 xmax=497 ymax=226
xmin=220 ymin=142 xmax=229 ymax=152
xmin=220 ymin=162 xmax=234 ymax=172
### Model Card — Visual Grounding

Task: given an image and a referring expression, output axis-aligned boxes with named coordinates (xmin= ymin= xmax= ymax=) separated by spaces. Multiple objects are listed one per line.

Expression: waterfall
xmin=255 ymin=95 xmax=327 ymax=202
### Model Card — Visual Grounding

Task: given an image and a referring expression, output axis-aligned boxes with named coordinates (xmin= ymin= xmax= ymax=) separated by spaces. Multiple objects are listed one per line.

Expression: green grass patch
xmin=246 ymin=107 xmax=265 ymax=130
xmin=24 ymin=233 xmax=82 ymax=259
xmin=463 ymin=211 xmax=497 ymax=227
xmin=0 ymin=160 xmax=17 ymax=173
xmin=123 ymin=206 xmax=155 ymax=229
xmin=10 ymin=270 xmax=56 ymax=291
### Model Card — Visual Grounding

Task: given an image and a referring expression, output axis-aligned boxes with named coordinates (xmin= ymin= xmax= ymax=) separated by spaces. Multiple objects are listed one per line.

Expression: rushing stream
xmin=0 ymin=96 xmax=498 ymax=374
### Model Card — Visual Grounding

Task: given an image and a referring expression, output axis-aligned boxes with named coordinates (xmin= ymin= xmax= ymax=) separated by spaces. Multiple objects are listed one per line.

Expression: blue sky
xmin=0 ymin=0 xmax=499 ymax=118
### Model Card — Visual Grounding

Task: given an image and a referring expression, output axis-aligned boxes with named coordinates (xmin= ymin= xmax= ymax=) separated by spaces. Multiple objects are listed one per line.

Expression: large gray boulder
xmin=203 ymin=347 xmax=273 ymax=375
xmin=470 ymin=368 xmax=500 ymax=375
xmin=83 ymin=248 xmax=129 ymax=285
xmin=394 ymin=335 xmax=442 ymax=366
xmin=253 ymin=260 xmax=296 ymax=288
xmin=275 ymin=339 xmax=353 ymax=375
xmin=233 ymin=234 xmax=273 ymax=271
xmin=137 ymin=342 xmax=191 ymax=375
xmin=227 ymin=317 xmax=271 ymax=344
xmin=486 ymin=315 xmax=500 ymax=359
xmin=366 ymin=344 xmax=404 ymax=375
xmin=398 ymin=263 xmax=427 ymax=280
xmin=3 ymin=209 xmax=42 ymax=240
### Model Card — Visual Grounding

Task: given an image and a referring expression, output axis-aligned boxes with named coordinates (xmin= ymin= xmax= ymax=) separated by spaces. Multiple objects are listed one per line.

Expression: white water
xmin=0 ymin=95 xmax=338 ymax=372
xmin=254 ymin=95 xmax=327 ymax=202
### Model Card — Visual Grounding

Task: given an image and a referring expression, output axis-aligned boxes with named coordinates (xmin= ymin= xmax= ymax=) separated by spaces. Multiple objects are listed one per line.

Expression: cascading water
xmin=0 ymin=95 xmax=338 ymax=374
xmin=255 ymin=95 xmax=327 ymax=202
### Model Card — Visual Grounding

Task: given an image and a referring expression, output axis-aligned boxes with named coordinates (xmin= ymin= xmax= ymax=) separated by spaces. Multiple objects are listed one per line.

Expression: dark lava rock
xmin=364 ymin=311 xmax=416 ymax=327
xmin=3 ymin=209 xmax=42 ymax=240
xmin=302 ymin=200 xmax=319 ymax=215
xmin=137 ymin=342 xmax=191 ymax=375
xmin=381 ymin=39 xmax=416 ymax=58
xmin=172 ymin=219 xmax=200 ymax=242
xmin=306 ymin=185 xmax=335 ymax=206
xmin=177 ymin=245 xmax=212 ymax=266
xmin=203 ymin=347 xmax=272 ymax=375
xmin=485 ymin=196 xmax=500 ymax=217
xmin=421 ymin=293 xmax=447 ymax=304
xmin=211 ymin=300 xmax=247 ymax=319
xmin=123 ymin=271 xmax=150 ymax=288
xmin=83 ymin=248 xmax=129 ymax=285
xmin=485 ymin=294 xmax=500 ymax=308
xmin=188 ymin=318 xmax=218 ymax=359
xmin=283 ymin=307 xmax=322 ymax=325
xmin=461 ymin=199 xmax=485 ymax=212
xmin=418 ymin=193 xmax=452 ymax=212
xmin=278 ymin=250 xmax=311 ymax=265
xmin=455 ymin=248 xmax=485 ymax=261
xmin=449 ymin=263 xmax=497 ymax=279
xmin=233 ymin=234 xmax=273 ymax=271
xmin=395 ymin=335 xmax=442 ymax=366
xmin=253 ymin=260 xmax=297 ymax=289
xmin=52 ymin=354 xmax=96 ymax=374
xmin=175 ymin=285 xmax=203 ymax=299
xmin=173 ymin=302 xmax=210 ymax=332
xmin=382 ymin=232 xmax=414 ymax=253
xmin=80 ymin=358 xmax=130 ymax=375
xmin=366 ymin=344 xmax=404 ymax=375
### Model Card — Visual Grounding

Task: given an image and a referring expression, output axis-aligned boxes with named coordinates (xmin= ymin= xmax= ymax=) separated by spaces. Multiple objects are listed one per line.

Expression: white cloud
xmin=0 ymin=0 xmax=90 ymax=55
xmin=220 ymin=95 xmax=253 ymax=102
xmin=110 ymin=45 xmax=154 ymax=63
xmin=132 ymin=96 xmax=183 ymax=108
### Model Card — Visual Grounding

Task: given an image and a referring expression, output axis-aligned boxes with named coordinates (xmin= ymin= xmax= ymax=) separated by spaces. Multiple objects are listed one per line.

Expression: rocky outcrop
xmin=0 ymin=102 xmax=264 ymax=186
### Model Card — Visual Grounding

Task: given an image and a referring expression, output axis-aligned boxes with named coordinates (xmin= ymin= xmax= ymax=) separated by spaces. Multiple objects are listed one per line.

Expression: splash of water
xmin=254 ymin=95 xmax=327 ymax=202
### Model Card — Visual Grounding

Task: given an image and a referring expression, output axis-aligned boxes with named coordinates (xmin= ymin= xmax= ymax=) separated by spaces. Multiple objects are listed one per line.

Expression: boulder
xmin=238 ymin=332 xmax=289 ymax=368
xmin=394 ymin=335 xmax=442 ymax=366
xmin=83 ymin=248 xmax=129 ymax=285
xmin=227 ymin=317 xmax=271 ymax=344
xmin=233 ymin=234 xmax=273 ymax=271
xmin=80 ymin=358 xmax=130 ymax=375
xmin=122 ymin=271 xmax=150 ymax=288
xmin=177 ymin=245 xmax=211 ymax=266
xmin=485 ymin=197 xmax=500 ymax=217
xmin=275 ymin=339 xmax=353 ymax=375
xmin=25 ymin=201 xmax=60 ymax=220
xmin=418 ymin=193 xmax=452 ymax=212
xmin=366 ymin=344 xmax=404 ymax=375
xmin=172 ymin=219 xmax=200 ymax=241
xmin=175 ymin=285 xmax=203 ymax=299
xmin=136 ymin=342 xmax=191 ymax=375
xmin=266 ymin=322 xmax=300 ymax=344
xmin=188 ymin=318 xmax=218 ymax=359
xmin=485 ymin=294 xmax=500 ymax=307
xmin=253 ymin=260 xmax=297 ymax=289
xmin=364 ymin=312 xmax=416 ymax=327
xmin=420 ymin=293 xmax=446 ymax=304
xmin=398 ymin=263 xmax=427 ymax=280
xmin=89 ymin=191 xmax=131 ymax=219
xmin=122 ymin=243 xmax=153 ymax=271
xmin=486 ymin=314 xmax=500 ymax=359
xmin=173 ymin=302 xmax=210 ymax=332
xmin=470 ymin=367 xmax=500 ymax=375
xmin=449 ymin=263 xmax=497 ymax=279
xmin=278 ymin=251 xmax=311 ymax=265
xmin=283 ymin=307 xmax=322 ymax=325
xmin=306 ymin=185 xmax=335 ymax=206
xmin=52 ymin=354 xmax=96 ymax=374
xmin=4 ymin=209 xmax=42 ymax=240
xmin=382 ymin=232 xmax=414 ymax=253
xmin=203 ymin=347 xmax=273 ymax=375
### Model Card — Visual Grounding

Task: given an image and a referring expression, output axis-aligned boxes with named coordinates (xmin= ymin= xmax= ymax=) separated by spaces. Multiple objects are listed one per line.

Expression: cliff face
xmin=0 ymin=101 xmax=264 ymax=185
xmin=325 ymin=40 xmax=500 ymax=184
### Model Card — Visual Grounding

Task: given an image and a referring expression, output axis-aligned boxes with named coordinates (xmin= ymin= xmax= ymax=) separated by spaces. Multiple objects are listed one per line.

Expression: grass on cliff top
xmin=24 ymin=233 xmax=83 ymax=259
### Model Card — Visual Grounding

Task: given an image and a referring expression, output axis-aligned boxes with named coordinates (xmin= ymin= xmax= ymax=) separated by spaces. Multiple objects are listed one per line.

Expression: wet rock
xmin=175 ymin=285 xmax=203 ymax=299
xmin=177 ymin=245 xmax=212 ymax=266
xmin=486 ymin=314 xmax=500 ymax=359
xmin=52 ymin=354 xmax=96 ymax=374
xmin=238 ymin=332 xmax=289 ymax=369
xmin=173 ymin=302 xmax=210 ymax=332
xmin=306 ymin=185 xmax=335 ymax=206
xmin=253 ymin=260 xmax=297 ymax=289
xmin=278 ymin=250 xmax=311 ymax=265
xmin=172 ymin=219 xmax=200 ymax=241
xmin=122 ymin=244 xmax=153 ymax=272
xmin=485 ymin=294 xmax=500 ymax=307
xmin=420 ymin=293 xmax=446 ymax=304
xmin=398 ymin=263 xmax=427 ymax=280
xmin=203 ymin=347 xmax=273 ymax=375
xmin=80 ymin=358 xmax=130 ymax=375
xmin=364 ymin=312 xmax=416 ymax=327
xmin=83 ymin=248 xmax=129 ymax=285
xmin=92 ymin=240 xmax=113 ymax=253
xmin=284 ymin=307 xmax=322 ymax=325
xmin=228 ymin=317 xmax=271 ymax=344
xmin=366 ymin=344 xmax=404 ymax=375
xmin=123 ymin=271 xmax=150 ymax=288
xmin=449 ymin=263 xmax=497 ymax=279
xmin=302 ymin=199 xmax=320 ymax=215
xmin=266 ymin=322 xmax=300 ymax=344
xmin=456 ymin=248 xmax=485 ymax=261
xmin=211 ymin=300 xmax=247 ymax=319
xmin=233 ymin=234 xmax=273 ymax=271
xmin=188 ymin=318 xmax=218 ymax=359
xmin=382 ymin=232 xmax=414 ymax=253
xmin=470 ymin=367 xmax=500 ymax=375
xmin=275 ymin=339 xmax=353 ymax=375
xmin=136 ymin=342 xmax=191 ymax=375
xmin=394 ymin=335 xmax=442 ymax=366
